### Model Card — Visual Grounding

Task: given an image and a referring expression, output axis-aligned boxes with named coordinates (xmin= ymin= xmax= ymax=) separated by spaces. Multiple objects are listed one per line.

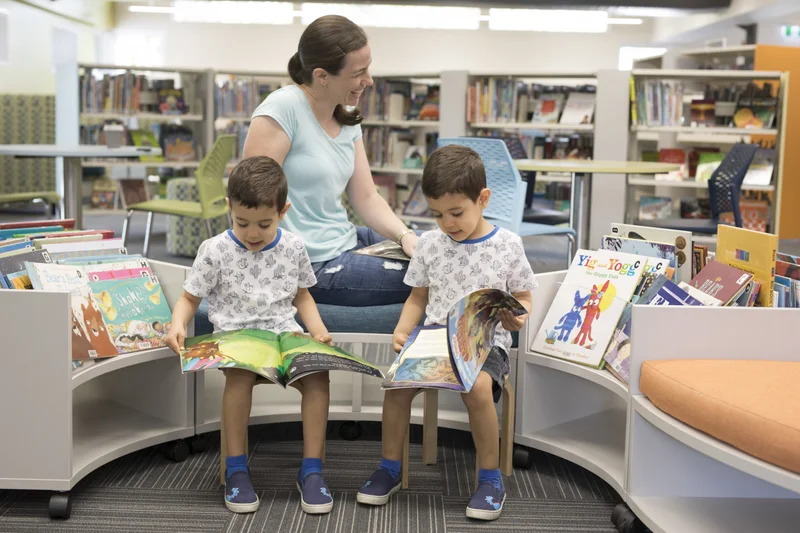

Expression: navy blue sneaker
xmin=296 ymin=471 xmax=333 ymax=514
xmin=356 ymin=468 xmax=402 ymax=505
xmin=466 ymin=481 xmax=505 ymax=520
xmin=225 ymin=470 xmax=260 ymax=513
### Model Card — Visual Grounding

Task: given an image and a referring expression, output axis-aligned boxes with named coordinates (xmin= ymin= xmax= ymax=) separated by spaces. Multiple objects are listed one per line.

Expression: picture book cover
xmin=180 ymin=330 xmax=384 ymax=387
xmin=383 ymin=289 xmax=526 ymax=392
xmin=715 ymin=225 xmax=777 ymax=307
xmin=776 ymin=260 xmax=800 ymax=281
xmin=601 ymin=235 xmax=677 ymax=281
xmin=353 ymin=240 xmax=410 ymax=262
xmin=530 ymin=249 xmax=646 ymax=368
xmin=89 ymin=276 xmax=172 ymax=353
xmin=0 ymin=249 xmax=52 ymax=289
xmin=70 ymin=286 xmax=119 ymax=360
xmin=631 ymin=257 xmax=672 ymax=304
xmin=25 ymin=262 xmax=87 ymax=292
xmin=689 ymin=260 xmax=752 ymax=306
xmin=559 ymin=92 xmax=595 ymax=125
xmin=609 ymin=223 xmax=692 ymax=284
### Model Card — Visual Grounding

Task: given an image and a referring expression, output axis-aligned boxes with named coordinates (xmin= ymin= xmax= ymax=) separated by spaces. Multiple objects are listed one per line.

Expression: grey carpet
xmin=0 ymin=425 xmax=621 ymax=532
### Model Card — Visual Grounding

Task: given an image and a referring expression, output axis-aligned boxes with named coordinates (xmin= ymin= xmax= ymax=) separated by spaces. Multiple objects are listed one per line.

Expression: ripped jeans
xmin=308 ymin=226 xmax=414 ymax=307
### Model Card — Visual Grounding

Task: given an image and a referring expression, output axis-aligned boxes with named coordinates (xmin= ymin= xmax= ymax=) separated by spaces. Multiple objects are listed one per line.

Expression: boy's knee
xmin=462 ymin=374 xmax=493 ymax=407
xmin=224 ymin=368 xmax=258 ymax=388
xmin=296 ymin=370 xmax=329 ymax=392
xmin=385 ymin=387 xmax=418 ymax=405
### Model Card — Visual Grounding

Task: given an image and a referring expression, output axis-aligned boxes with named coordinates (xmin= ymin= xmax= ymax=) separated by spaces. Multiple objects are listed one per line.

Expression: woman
xmin=243 ymin=15 xmax=419 ymax=307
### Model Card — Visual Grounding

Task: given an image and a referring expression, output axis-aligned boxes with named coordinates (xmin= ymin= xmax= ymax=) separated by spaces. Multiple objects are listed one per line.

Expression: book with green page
xmin=180 ymin=330 xmax=384 ymax=387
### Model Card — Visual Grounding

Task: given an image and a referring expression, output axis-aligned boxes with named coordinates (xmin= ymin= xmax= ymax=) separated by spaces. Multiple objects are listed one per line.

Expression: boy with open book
xmin=166 ymin=156 xmax=334 ymax=515
xmin=356 ymin=145 xmax=537 ymax=520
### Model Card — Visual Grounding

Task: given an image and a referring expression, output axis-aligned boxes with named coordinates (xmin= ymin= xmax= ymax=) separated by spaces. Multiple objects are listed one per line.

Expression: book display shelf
xmin=626 ymin=68 xmax=789 ymax=240
xmin=515 ymin=270 xmax=800 ymax=533
xmin=0 ymin=260 xmax=196 ymax=519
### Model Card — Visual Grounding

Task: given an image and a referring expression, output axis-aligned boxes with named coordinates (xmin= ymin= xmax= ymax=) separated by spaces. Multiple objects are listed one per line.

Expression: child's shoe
xmin=296 ymin=470 xmax=333 ymax=514
xmin=356 ymin=468 xmax=402 ymax=505
xmin=224 ymin=470 xmax=260 ymax=513
xmin=466 ymin=481 xmax=505 ymax=521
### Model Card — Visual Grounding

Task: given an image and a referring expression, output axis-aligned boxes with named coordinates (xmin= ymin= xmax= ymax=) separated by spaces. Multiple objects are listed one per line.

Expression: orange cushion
xmin=640 ymin=359 xmax=800 ymax=474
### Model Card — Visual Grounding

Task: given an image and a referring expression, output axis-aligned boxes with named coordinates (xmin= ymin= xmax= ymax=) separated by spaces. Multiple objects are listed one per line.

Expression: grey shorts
xmin=481 ymin=346 xmax=510 ymax=403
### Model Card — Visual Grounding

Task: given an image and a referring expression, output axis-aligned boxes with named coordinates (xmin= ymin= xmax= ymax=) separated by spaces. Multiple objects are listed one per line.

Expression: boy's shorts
xmin=481 ymin=346 xmax=510 ymax=404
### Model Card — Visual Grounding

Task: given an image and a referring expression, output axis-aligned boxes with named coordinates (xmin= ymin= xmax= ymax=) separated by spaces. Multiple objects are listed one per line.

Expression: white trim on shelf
xmin=361 ymin=119 xmax=440 ymax=128
xmin=81 ymin=160 xmax=201 ymax=169
xmin=469 ymin=71 xmax=597 ymax=79
xmin=628 ymin=177 xmax=775 ymax=192
xmin=80 ymin=112 xmax=204 ymax=122
xmin=470 ymin=122 xmax=594 ymax=131
xmin=370 ymin=166 xmax=424 ymax=175
xmin=536 ymin=173 xmax=573 ymax=184
xmin=681 ymin=45 xmax=757 ymax=58
xmin=631 ymin=125 xmax=777 ymax=136
xmin=79 ymin=63 xmax=207 ymax=74
xmin=632 ymin=396 xmax=800 ymax=495
xmin=631 ymin=69 xmax=781 ymax=80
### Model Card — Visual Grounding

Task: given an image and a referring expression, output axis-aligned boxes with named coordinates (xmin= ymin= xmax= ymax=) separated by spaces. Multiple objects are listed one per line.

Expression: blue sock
xmin=225 ymin=454 xmax=249 ymax=480
xmin=379 ymin=458 xmax=402 ymax=479
xmin=478 ymin=468 xmax=502 ymax=490
xmin=301 ymin=457 xmax=323 ymax=479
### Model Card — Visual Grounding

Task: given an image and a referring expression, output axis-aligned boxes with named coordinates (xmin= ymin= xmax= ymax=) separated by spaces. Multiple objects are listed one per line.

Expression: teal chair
xmin=121 ymin=135 xmax=236 ymax=257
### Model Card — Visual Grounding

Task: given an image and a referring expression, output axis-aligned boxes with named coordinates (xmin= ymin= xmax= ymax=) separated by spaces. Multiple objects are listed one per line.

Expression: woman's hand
xmin=499 ymin=310 xmax=528 ymax=332
xmin=401 ymin=232 xmax=419 ymax=258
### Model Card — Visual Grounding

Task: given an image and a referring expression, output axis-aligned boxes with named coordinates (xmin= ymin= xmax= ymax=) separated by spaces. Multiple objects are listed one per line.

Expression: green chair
xmin=121 ymin=135 xmax=236 ymax=257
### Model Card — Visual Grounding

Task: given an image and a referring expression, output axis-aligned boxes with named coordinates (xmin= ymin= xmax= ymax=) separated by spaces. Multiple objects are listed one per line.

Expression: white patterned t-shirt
xmin=184 ymin=229 xmax=316 ymax=333
xmin=404 ymin=226 xmax=537 ymax=350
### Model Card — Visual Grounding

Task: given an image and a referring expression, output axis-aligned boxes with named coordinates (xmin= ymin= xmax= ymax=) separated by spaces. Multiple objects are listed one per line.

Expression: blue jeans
xmin=309 ymin=227 xmax=412 ymax=307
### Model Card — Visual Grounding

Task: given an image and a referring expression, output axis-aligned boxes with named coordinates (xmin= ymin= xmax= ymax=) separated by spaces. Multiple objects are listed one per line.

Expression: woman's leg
xmin=308 ymin=227 xmax=415 ymax=307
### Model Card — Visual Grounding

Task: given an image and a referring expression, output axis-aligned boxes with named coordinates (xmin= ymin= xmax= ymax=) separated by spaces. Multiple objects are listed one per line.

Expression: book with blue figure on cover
xmin=382 ymin=289 xmax=526 ymax=392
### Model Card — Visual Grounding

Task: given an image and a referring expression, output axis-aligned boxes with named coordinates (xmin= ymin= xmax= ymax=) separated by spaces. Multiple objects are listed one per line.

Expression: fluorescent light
xmin=128 ymin=6 xmax=176 ymax=14
xmin=489 ymin=9 xmax=608 ymax=33
xmin=300 ymin=3 xmax=480 ymax=30
xmin=607 ymin=18 xmax=644 ymax=26
xmin=173 ymin=1 xmax=294 ymax=25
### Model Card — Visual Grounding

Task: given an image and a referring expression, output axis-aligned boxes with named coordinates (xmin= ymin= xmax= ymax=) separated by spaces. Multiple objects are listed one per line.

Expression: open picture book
xmin=180 ymin=329 xmax=384 ymax=387
xmin=382 ymin=288 xmax=526 ymax=392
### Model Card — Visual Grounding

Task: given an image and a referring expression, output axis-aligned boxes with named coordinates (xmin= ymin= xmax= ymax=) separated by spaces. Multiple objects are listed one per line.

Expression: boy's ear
xmin=478 ymin=188 xmax=491 ymax=208
xmin=226 ymin=197 xmax=231 ymax=211
xmin=279 ymin=201 xmax=291 ymax=218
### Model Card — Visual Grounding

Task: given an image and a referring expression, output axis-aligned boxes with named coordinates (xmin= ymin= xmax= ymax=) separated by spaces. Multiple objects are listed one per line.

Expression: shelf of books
xmin=77 ymin=63 xmax=215 ymax=212
xmin=0 ymin=233 xmax=195 ymax=496
xmin=627 ymin=69 xmax=788 ymax=236
xmin=516 ymin=222 xmax=799 ymax=531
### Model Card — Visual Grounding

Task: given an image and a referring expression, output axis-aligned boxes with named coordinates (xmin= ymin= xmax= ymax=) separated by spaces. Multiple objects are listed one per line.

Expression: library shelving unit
xmin=516 ymin=270 xmax=800 ymax=532
xmin=0 ymin=260 xmax=196 ymax=519
xmin=626 ymin=68 xmax=788 ymax=237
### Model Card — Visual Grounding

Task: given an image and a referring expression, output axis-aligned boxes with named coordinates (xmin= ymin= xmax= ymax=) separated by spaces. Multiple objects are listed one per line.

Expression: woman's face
xmin=328 ymin=45 xmax=373 ymax=107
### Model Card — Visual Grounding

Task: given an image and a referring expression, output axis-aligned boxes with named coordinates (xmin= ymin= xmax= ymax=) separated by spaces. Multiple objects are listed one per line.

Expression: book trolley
xmin=516 ymin=270 xmax=800 ymax=533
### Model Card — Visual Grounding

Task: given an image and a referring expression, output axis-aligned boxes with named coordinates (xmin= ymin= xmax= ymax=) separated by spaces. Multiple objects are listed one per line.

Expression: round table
xmin=514 ymin=160 xmax=680 ymax=250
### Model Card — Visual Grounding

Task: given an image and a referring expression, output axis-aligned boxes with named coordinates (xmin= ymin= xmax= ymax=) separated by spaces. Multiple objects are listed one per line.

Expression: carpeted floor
xmin=0 ymin=424 xmax=622 ymax=533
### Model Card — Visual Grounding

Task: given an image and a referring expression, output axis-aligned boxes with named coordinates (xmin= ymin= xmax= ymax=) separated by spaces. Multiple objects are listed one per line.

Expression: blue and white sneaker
xmin=296 ymin=471 xmax=333 ymax=514
xmin=225 ymin=470 xmax=260 ymax=513
xmin=466 ymin=481 xmax=505 ymax=521
xmin=356 ymin=468 xmax=402 ymax=505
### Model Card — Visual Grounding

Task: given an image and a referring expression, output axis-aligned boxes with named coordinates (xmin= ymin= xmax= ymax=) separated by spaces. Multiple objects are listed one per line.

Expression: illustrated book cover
xmin=715 ymin=225 xmax=777 ymax=307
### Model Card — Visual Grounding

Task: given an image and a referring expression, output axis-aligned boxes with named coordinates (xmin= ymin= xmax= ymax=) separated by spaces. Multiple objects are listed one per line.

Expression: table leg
xmin=62 ymin=157 xmax=83 ymax=228
xmin=568 ymin=172 xmax=582 ymax=250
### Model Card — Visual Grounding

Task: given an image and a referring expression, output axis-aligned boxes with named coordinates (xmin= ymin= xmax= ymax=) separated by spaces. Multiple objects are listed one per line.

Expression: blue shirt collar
xmin=227 ymin=228 xmax=282 ymax=252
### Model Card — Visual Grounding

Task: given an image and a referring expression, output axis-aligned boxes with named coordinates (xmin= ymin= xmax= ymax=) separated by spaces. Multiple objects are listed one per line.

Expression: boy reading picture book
xmin=180 ymin=329 xmax=382 ymax=387
xmin=382 ymin=288 xmax=525 ymax=392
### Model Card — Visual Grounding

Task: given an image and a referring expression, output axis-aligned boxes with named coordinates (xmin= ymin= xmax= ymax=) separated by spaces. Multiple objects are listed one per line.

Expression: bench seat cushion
xmin=640 ymin=359 xmax=800 ymax=474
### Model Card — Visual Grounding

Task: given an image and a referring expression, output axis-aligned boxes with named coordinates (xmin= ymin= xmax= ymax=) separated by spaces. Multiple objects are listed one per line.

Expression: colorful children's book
xmin=0 ymin=249 xmax=52 ymax=289
xmin=531 ymin=249 xmax=646 ymax=368
xmin=25 ymin=262 xmax=87 ymax=291
xmin=0 ymin=240 xmax=33 ymax=256
xmin=777 ymin=252 xmax=799 ymax=264
xmin=383 ymin=289 xmax=527 ymax=392
xmin=70 ymin=285 xmax=119 ymax=360
xmin=601 ymin=235 xmax=677 ymax=281
xmin=0 ymin=226 xmax=63 ymax=240
xmin=688 ymin=260 xmax=753 ymax=306
xmin=352 ymin=240 xmax=410 ymax=262
xmin=609 ymin=223 xmax=692 ymax=283
xmin=715 ymin=225 xmax=777 ymax=307
xmin=775 ymin=260 xmax=800 ymax=281
xmin=0 ymin=219 xmax=76 ymax=231
xmin=89 ymin=276 xmax=172 ymax=353
xmin=180 ymin=330 xmax=384 ymax=387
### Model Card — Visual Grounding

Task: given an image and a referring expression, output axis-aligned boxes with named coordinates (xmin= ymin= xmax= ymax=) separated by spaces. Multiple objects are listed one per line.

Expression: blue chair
xmin=636 ymin=143 xmax=759 ymax=234
xmin=438 ymin=137 xmax=576 ymax=266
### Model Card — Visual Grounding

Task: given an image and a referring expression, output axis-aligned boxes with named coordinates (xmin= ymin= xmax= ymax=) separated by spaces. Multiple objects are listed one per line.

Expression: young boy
xmin=166 ymin=156 xmax=335 ymax=516
xmin=356 ymin=145 xmax=536 ymax=521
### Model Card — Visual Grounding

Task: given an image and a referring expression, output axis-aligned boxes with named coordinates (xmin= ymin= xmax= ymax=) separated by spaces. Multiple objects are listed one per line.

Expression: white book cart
xmin=0 ymin=260 xmax=197 ymax=519
xmin=515 ymin=270 xmax=800 ymax=533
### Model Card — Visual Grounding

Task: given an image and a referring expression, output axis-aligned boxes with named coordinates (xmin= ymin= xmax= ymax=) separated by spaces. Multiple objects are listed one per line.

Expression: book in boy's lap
xmin=180 ymin=329 xmax=384 ymax=387
xmin=531 ymin=249 xmax=647 ymax=368
xmin=382 ymin=289 xmax=527 ymax=392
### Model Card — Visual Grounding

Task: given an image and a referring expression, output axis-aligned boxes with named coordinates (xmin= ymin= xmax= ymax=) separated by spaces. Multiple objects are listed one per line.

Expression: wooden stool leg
xmin=500 ymin=380 xmax=515 ymax=477
xmin=401 ymin=427 xmax=410 ymax=489
xmin=422 ymin=390 xmax=438 ymax=465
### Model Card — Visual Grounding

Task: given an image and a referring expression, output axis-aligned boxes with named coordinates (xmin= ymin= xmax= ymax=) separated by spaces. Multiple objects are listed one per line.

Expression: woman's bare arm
xmin=242 ymin=116 xmax=292 ymax=164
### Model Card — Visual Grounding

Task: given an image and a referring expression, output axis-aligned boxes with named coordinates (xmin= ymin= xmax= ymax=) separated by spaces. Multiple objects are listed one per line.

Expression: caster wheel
xmin=611 ymin=503 xmax=648 ymax=533
xmin=49 ymin=493 xmax=71 ymax=519
xmin=512 ymin=446 xmax=533 ymax=469
xmin=338 ymin=421 xmax=363 ymax=441
xmin=188 ymin=435 xmax=209 ymax=454
xmin=164 ymin=439 xmax=191 ymax=462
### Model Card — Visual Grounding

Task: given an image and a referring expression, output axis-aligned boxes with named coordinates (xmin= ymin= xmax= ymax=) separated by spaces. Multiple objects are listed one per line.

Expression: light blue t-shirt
xmin=251 ymin=85 xmax=361 ymax=263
